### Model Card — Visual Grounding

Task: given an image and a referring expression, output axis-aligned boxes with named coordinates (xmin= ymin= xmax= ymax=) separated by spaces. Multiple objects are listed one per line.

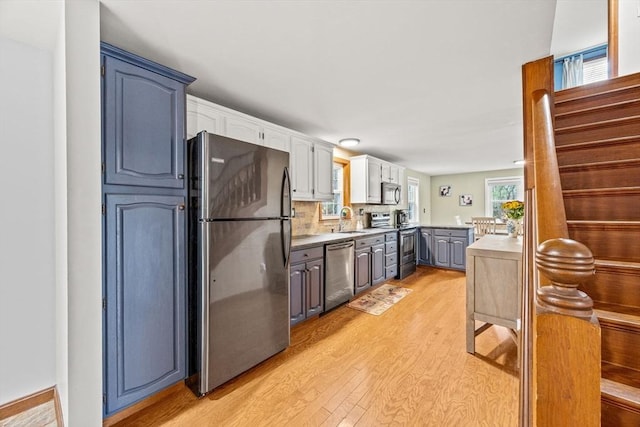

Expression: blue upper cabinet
xmin=102 ymin=43 xmax=195 ymax=189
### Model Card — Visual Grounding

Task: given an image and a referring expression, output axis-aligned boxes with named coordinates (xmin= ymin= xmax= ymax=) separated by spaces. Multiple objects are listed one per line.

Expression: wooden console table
xmin=466 ymin=235 xmax=523 ymax=354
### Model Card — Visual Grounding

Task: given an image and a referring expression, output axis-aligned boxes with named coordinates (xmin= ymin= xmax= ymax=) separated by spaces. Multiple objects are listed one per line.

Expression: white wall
xmin=53 ymin=1 xmax=69 ymax=418
xmin=64 ymin=1 xmax=102 ymax=425
xmin=619 ymin=0 xmax=640 ymax=76
xmin=430 ymin=168 xmax=524 ymax=225
xmin=0 ymin=36 xmax=56 ymax=405
xmin=550 ymin=0 xmax=607 ymax=57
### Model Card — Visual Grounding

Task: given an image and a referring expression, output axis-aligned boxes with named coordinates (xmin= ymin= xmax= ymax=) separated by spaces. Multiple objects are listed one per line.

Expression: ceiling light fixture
xmin=513 ymin=159 xmax=526 ymax=165
xmin=338 ymin=138 xmax=360 ymax=147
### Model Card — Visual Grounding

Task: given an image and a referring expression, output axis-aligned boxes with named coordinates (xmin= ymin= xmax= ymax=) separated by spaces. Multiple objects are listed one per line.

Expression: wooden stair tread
xmin=559 ymin=158 xmax=640 ymax=172
xmin=563 ymin=186 xmax=640 ymax=196
xmin=556 ymin=74 xmax=640 ymax=104
xmin=556 ymin=98 xmax=640 ymax=119
xmin=555 ymin=135 xmax=640 ymax=151
xmin=595 ymin=309 xmax=640 ymax=329
xmin=595 ymin=303 xmax=640 ymax=318
xmin=601 ymin=378 xmax=640 ymax=409
xmin=595 ymin=259 xmax=640 ymax=270
xmin=566 ymin=220 xmax=640 ymax=226
xmin=555 ymin=114 xmax=640 ymax=134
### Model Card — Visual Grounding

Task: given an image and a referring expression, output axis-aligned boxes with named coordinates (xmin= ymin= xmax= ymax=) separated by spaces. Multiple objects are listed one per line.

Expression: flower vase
xmin=506 ymin=219 xmax=521 ymax=238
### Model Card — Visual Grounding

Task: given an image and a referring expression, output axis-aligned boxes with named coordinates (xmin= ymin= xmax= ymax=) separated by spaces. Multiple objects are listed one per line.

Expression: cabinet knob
xmin=178 ymin=204 xmax=185 ymax=210
xmin=293 ymin=189 xmax=297 ymax=192
xmin=178 ymin=174 xmax=184 ymax=179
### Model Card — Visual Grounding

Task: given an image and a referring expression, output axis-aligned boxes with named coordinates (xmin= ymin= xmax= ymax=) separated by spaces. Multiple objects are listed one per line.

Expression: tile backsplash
xmin=292 ymin=201 xmax=395 ymax=235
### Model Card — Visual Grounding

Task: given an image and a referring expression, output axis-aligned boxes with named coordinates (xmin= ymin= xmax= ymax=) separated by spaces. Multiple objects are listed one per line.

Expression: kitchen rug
xmin=347 ymin=284 xmax=412 ymax=316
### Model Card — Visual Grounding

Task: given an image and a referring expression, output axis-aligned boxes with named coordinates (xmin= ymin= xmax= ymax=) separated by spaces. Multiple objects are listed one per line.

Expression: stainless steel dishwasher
xmin=324 ymin=240 xmax=355 ymax=311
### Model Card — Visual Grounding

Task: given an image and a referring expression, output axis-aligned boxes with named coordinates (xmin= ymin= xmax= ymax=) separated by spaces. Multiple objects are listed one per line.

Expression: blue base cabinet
xmin=419 ymin=227 xmax=472 ymax=271
xmin=104 ymin=194 xmax=186 ymax=414
xmin=101 ymin=42 xmax=195 ymax=417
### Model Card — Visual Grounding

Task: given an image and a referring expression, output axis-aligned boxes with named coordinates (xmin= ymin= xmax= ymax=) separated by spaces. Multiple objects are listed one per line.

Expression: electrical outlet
xmin=291 ymin=207 xmax=295 ymax=217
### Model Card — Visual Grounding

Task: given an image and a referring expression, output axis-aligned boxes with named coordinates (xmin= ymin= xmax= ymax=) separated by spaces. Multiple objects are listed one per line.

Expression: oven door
xmin=381 ymin=183 xmax=401 ymax=205
xmin=400 ymin=228 xmax=417 ymax=264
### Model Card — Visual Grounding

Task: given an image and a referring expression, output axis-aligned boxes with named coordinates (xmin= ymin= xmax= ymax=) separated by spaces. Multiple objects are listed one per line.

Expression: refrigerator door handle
xmin=281 ymin=166 xmax=292 ymax=267
xmin=281 ymin=219 xmax=291 ymax=267
xmin=282 ymin=166 xmax=292 ymax=217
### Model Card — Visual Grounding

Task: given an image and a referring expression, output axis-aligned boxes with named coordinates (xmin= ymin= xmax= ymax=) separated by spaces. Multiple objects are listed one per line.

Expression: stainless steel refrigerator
xmin=187 ymin=131 xmax=291 ymax=396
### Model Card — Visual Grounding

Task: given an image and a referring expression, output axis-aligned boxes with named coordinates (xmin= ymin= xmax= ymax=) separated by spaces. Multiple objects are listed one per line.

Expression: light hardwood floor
xmin=113 ymin=267 xmax=518 ymax=426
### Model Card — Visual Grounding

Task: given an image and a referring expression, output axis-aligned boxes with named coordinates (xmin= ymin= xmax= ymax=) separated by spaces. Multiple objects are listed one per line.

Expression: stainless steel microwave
xmin=381 ymin=182 xmax=401 ymax=205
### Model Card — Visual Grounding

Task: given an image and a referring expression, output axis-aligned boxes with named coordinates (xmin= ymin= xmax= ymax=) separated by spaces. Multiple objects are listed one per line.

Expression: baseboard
xmin=0 ymin=386 xmax=63 ymax=426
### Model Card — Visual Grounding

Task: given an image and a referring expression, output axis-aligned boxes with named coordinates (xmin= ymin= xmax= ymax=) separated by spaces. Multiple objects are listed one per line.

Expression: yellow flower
xmin=502 ymin=200 xmax=524 ymax=220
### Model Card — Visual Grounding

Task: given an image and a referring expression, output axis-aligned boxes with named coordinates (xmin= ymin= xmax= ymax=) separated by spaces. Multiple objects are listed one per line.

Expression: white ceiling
xmin=3 ymin=1 xmax=564 ymax=176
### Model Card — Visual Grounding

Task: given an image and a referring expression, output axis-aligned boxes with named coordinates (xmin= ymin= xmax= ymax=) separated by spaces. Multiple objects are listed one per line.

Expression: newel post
xmin=536 ymin=238 xmax=595 ymax=318
xmin=533 ymin=238 xmax=601 ymax=427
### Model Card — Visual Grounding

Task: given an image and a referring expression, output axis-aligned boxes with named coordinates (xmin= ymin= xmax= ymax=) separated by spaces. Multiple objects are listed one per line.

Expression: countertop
xmin=419 ymin=224 xmax=474 ymax=230
xmin=466 ymin=234 xmax=523 ymax=259
xmin=291 ymin=228 xmax=394 ymax=249
xmin=291 ymin=224 xmax=473 ymax=249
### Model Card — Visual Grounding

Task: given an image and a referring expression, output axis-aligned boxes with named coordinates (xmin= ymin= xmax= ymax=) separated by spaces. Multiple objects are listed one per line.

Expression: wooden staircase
xmin=554 ymin=73 xmax=640 ymax=426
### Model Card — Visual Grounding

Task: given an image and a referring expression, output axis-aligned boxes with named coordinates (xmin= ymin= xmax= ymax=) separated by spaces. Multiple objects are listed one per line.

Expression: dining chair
xmin=471 ymin=217 xmax=497 ymax=240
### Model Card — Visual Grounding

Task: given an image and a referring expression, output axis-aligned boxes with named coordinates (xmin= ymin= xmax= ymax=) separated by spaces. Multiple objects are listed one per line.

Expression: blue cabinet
xmin=102 ymin=44 xmax=192 ymax=189
xmin=418 ymin=228 xmax=434 ymax=266
xmin=104 ymin=194 xmax=186 ymax=414
xmin=101 ymin=42 xmax=194 ymax=417
xmin=420 ymin=227 xmax=472 ymax=271
xmin=289 ymin=246 xmax=324 ymax=326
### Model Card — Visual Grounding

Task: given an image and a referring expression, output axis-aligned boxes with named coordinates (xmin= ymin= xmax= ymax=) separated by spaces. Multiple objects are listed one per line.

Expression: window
xmin=554 ymin=44 xmax=608 ymax=90
xmin=321 ymin=158 xmax=349 ymax=219
xmin=485 ymin=176 xmax=524 ymax=219
xmin=407 ymin=177 xmax=419 ymax=223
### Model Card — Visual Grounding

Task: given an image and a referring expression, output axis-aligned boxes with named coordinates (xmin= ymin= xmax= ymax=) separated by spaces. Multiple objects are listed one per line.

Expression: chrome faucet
xmin=338 ymin=206 xmax=353 ymax=232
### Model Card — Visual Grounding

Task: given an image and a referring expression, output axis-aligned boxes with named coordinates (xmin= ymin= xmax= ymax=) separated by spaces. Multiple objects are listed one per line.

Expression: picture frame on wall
xmin=439 ymin=185 xmax=452 ymax=197
xmin=459 ymin=194 xmax=473 ymax=206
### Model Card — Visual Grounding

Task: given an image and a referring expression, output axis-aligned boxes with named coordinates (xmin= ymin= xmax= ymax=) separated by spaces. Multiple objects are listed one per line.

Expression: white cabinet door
xmin=313 ymin=142 xmax=334 ymax=201
xmin=381 ymin=162 xmax=400 ymax=183
xmin=225 ymin=115 xmax=261 ymax=145
xmin=263 ymin=125 xmax=290 ymax=152
xmin=186 ymin=96 xmax=224 ymax=139
xmin=367 ymin=157 xmax=382 ymax=204
xmin=290 ymin=137 xmax=313 ymax=200
xmin=381 ymin=162 xmax=391 ymax=183
xmin=389 ymin=164 xmax=400 ymax=184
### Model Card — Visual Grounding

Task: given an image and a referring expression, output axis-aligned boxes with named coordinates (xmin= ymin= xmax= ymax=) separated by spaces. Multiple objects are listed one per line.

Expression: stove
xmin=366 ymin=211 xmax=417 ymax=280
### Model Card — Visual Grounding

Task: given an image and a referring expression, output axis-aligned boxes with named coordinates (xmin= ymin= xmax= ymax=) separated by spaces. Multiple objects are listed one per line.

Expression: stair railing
xmin=519 ymin=57 xmax=601 ymax=426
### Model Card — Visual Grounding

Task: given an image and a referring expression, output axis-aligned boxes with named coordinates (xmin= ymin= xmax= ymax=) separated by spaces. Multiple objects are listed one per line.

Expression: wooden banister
xmin=520 ymin=57 xmax=601 ymax=426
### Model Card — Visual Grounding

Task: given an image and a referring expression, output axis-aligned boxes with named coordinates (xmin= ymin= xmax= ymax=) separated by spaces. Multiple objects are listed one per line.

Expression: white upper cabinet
xmin=290 ymin=137 xmax=313 ymax=199
xmin=225 ymin=114 xmax=261 ymax=145
xmin=366 ymin=157 xmax=383 ymax=203
xmin=381 ymin=162 xmax=401 ymax=184
xmin=290 ymin=136 xmax=333 ymax=201
xmin=186 ymin=95 xmax=290 ymax=151
xmin=351 ymin=155 xmax=404 ymax=204
xmin=187 ymin=95 xmax=330 ymax=201
xmin=351 ymin=155 xmax=382 ymax=204
xmin=263 ymin=124 xmax=291 ymax=152
xmin=186 ymin=96 xmax=223 ymax=139
xmin=313 ymin=142 xmax=333 ymax=200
